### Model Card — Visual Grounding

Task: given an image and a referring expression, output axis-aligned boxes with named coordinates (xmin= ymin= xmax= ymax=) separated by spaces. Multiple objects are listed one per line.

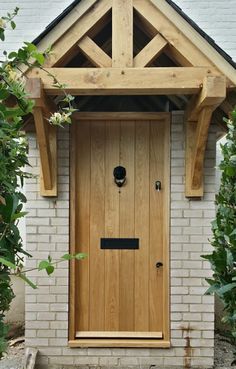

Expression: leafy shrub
xmin=204 ymin=109 xmax=236 ymax=342
xmin=0 ymin=9 xmax=81 ymax=358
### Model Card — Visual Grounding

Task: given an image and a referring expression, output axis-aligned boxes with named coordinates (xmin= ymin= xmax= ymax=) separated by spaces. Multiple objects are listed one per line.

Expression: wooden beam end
xmin=25 ymin=77 xmax=42 ymax=102
xmin=40 ymin=182 xmax=57 ymax=197
xmin=185 ymin=187 xmax=203 ymax=199
xmin=186 ymin=74 xmax=227 ymax=121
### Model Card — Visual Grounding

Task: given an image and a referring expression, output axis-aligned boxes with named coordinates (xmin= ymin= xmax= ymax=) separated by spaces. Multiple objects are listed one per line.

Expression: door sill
xmin=76 ymin=331 xmax=163 ymax=339
xmin=68 ymin=339 xmax=170 ymax=348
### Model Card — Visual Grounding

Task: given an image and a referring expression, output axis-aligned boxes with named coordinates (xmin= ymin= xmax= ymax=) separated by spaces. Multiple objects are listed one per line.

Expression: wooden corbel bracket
xmin=26 ymin=78 xmax=57 ymax=197
xmin=185 ymin=75 xmax=226 ymax=198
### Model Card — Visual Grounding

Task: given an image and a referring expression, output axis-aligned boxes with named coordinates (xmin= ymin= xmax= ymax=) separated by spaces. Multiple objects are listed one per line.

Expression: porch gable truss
xmin=26 ymin=0 xmax=234 ymax=197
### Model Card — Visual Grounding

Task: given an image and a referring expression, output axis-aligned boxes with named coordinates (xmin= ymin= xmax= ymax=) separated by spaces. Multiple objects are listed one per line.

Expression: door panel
xmin=76 ymin=121 xmax=90 ymax=331
xmin=119 ymin=121 xmax=135 ymax=331
xmin=150 ymin=121 xmax=165 ymax=331
xmin=104 ymin=122 xmax=120 ymax=331
xmin=134 ymin=121 xmax=150 ymax=332
xmin=89 ymin=121 xmax=105 ymax=331
xmin=73 ymin=115 xmax=169 ymax=341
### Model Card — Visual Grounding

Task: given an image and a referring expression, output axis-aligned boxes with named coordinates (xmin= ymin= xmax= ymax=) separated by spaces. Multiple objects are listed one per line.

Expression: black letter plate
xmin=101 ymin=238 xmax=139 ymax=250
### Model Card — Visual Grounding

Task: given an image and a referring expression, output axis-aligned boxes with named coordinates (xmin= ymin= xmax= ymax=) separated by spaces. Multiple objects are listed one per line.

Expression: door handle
xmin=156 ymin=262 xmax=163 ymax=269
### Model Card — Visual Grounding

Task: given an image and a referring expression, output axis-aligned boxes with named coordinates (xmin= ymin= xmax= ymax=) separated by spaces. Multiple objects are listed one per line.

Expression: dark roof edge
xmin=32 ymin=0 xmax=82 ymax=46
xmin=166 ymin=0 xmax=236 ymax=69
xmin=32 ymin=0 xmax=236 ymax=70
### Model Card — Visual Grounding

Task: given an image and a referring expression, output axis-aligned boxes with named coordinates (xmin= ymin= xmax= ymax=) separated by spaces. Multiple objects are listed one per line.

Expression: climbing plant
xmin=204 ymin=109 xmax=236 ymax=344
xmin=0 ymin=9 xmax=82 ymax=358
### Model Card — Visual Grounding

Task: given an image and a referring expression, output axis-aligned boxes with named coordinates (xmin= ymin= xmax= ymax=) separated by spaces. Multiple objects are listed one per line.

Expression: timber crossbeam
xmin=27 ymin=67 xmax=219 ymax=95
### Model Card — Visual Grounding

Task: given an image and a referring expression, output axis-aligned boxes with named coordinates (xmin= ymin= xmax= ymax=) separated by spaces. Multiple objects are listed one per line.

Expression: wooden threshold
xmin=76 ymin=331 xmax=163 ymax=339
xmin=69 ymin=339 xmax=170 ymax=348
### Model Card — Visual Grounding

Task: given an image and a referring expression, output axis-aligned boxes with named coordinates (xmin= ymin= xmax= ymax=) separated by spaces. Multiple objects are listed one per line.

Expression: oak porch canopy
xmin=25 ymin=0 xmax=236 ymax=198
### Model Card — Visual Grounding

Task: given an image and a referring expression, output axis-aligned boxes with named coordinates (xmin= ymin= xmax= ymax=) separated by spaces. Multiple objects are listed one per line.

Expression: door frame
xmin=69 ymin=112 xmax=170 ymax=348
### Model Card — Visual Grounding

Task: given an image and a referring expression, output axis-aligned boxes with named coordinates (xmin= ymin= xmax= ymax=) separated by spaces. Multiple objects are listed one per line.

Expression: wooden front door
xmin=70 ymin=113 xmax=170 ymax=346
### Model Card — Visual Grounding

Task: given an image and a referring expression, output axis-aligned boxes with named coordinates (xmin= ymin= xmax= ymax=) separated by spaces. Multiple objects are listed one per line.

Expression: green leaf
xmin=0 ymin=29 xmax=5 ymax=41
xmin=18 ymin=273 xmax=37 ymax=289
xmin=8 ymin=51 xmax=17 ymax=59
xmin=217 ymin=283 xmax=236 ymax=296
xmin=11 ymin=211 xmax=28 ymax=221
xmin=33 ymin=53 xmax=45 ymax=65
xmin=38 ymin=259 xmax=55 ymax=275
xmin=61 ymin=253 xmax=73 ymax=261
xmin=0 ymin=90 xmax=9 ymax=101
xmin=0 ymin=194 xmax=19 ymax=223
xmin=61 ymin=253 xmax=87 ymax=261
xmin=75 ymin=253 xmax=87 ymax=260
xmin=205 ymin=278 xmax=215 ymax=286
xmin=225 ymin=166 xmax=236 ymax=177
xmin=10 ymin=21 xmax=16 ymax=30
xmin=0 ymin=258 xmax=16 ymax=270
xmin=0 ymin=273 xmax=11 ymax=280
xmin=226 ymin=249 xmax=234 ymax=268
xmin=46 ymin=265 xmax=54 ymax=275
xmin=38 ymin=260 xmax=49 ymax=271
xmin=205 ymin=284 xmax=220 ymax=295
xmin=24 ymin=42 xmax=37 ymax=53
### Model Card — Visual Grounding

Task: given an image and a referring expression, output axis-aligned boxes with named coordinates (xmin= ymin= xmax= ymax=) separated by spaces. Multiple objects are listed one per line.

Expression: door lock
xmin=156 ymin=262 xmax=163 ymax=269
xmin=155 ymin=180 xmax=161 ymax=191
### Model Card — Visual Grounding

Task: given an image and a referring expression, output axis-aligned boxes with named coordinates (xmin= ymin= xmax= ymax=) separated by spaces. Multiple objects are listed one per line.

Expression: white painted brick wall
xmin=0 ymin=0 xmax=72 ymax=56
xmin=0 ymin=0 xmax=235 ymax=62
xmin=174 ymin=0 xmax=236 ymax=61
xmin=25 ymin=112 xmax=216 ymax=368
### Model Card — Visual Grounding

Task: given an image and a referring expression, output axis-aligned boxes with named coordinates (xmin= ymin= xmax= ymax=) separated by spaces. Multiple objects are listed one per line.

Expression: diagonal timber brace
xmin=26 ymin=78 xmax=57 ymax=197
xmin=78 ymin=36 xmax=112 ymax=67
xmin=134 ymin=34 xmax=167 ymax=67
xmin=185 ymin=76 xmax=226 ymax=198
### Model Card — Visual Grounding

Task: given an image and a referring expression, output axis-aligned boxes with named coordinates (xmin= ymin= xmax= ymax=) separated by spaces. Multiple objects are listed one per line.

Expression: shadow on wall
xmin=5 ymin=276 xmax=25 ymax=337
xmin=4 ymin=191 xmax=26 ymax=337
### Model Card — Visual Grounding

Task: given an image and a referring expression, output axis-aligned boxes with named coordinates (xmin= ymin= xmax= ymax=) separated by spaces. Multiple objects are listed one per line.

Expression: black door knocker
xmin=113 ymin=166 xmax=126 ymax=187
